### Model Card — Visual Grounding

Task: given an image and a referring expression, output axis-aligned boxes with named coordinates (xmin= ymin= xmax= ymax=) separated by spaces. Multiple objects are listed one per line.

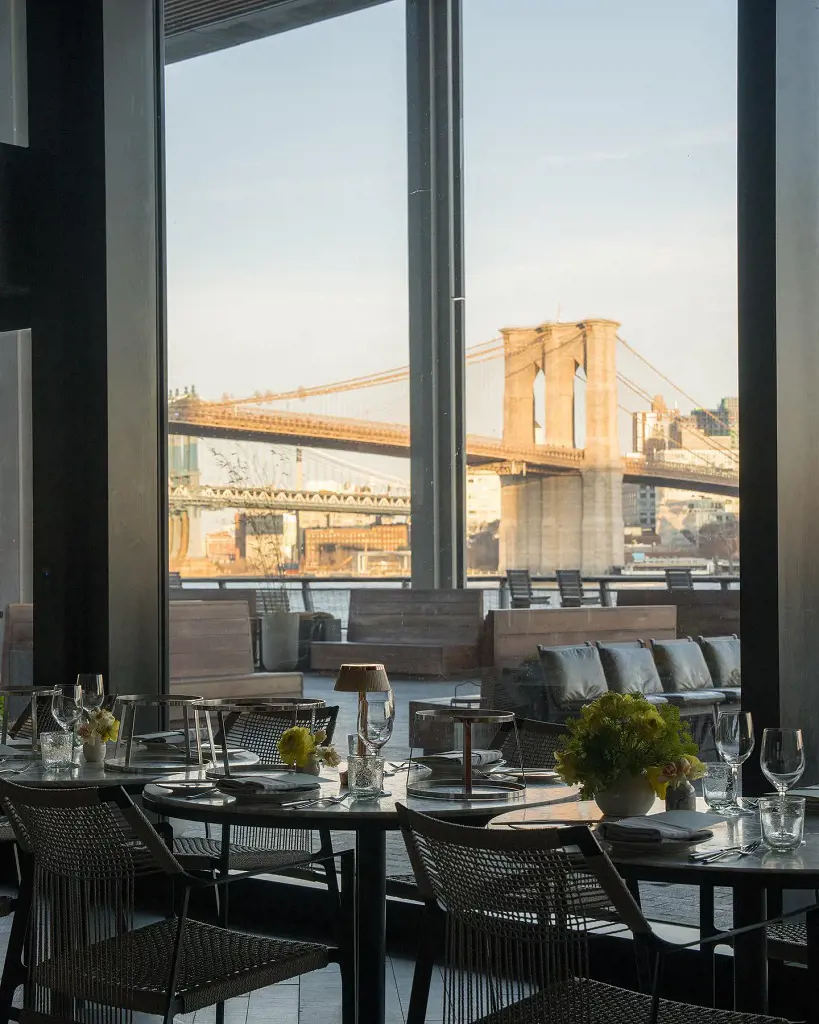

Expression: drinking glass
xmin=357 ymin=692 xmax=395 ymax=755
xmin=715 ymin=711 xmax=755 ymax=814
xmin=761 ymin=728 xmax=805 ymax=800
xmin=51 ymin=686 xmax=82 ymax=733
xmin=347 ymin=754 xmax=385 ymax=799
xmin=702 ymin=762 xmax=735 ymax=811
xmin=40 ymin=731 xmax=73 ymax=772
xmin=77 ymin=673 xmax=105 ymax=711
xmin=759 ymin=795 xmax=805 ymax=852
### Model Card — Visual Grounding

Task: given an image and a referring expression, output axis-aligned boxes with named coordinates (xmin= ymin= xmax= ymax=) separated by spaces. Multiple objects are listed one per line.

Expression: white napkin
xmin=597 ymin=810 xmax=715 ymax=844
xmin=216 ymin=775 xmax=320 ymax=800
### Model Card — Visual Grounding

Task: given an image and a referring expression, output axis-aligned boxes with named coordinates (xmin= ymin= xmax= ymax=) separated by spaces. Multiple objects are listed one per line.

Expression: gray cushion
xmin=698 ymin=636 xmax=741 ymax=689
xmin=652 ymin=640 xmax=714 ymax=693
xmin=537 ymin=645 xmax=608 ymax=710
xmin=598 ymin=645 xmax=664 ymax=697
xmin=715 ymin=687 xmax=742 ymax=702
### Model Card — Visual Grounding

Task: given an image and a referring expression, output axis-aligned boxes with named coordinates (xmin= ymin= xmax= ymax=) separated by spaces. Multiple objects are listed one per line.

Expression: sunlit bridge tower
xmin=499 ymin=319 xmax=624 ymax=575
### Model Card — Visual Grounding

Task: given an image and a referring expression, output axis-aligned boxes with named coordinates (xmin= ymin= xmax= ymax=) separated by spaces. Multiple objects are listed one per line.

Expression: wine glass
xmin=77 ymin=673 xmax=105 ymax=712
xmin=761 ymin=728 xmax=805 ymax=802
xmin=716 ymin=711 xmax=755 ymax=814
xmin=51 ymin=686 xmax=83 ymax=734
xmin=357 ymin=691 xmax=395 ymax=755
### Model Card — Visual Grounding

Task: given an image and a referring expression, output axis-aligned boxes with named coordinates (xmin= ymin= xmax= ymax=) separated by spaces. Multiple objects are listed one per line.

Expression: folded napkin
xmin=597 ymin=810 xmax=715 ymax=844
xmin=216 ymin=775 xmax=320 ymax=800
xmin=417 ymin=749 xmax=504 ymax=770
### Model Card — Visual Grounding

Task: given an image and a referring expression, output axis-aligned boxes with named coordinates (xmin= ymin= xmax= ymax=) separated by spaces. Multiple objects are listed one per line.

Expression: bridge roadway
xmin=170 ymin=483 xmax=411 ymax=515
xmin=169 ymin=400 xmax=739 ymax=498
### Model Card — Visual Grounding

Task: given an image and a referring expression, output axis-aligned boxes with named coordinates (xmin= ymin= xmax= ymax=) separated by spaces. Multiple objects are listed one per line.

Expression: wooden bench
xmin=170 ymin=600 xmax=302 ymax=703
xmin=310 ymin=589 xmax=484 ymax=676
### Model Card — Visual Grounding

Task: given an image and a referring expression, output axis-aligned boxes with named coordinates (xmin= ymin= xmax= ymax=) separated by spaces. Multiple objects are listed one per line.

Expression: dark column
xmin=0 ymin=2 xmax=168 ymax=698
xmin=739 ymin=0 xmax=819 ymax=786
xmin=406 ymin=0 xmax=465 ymax=588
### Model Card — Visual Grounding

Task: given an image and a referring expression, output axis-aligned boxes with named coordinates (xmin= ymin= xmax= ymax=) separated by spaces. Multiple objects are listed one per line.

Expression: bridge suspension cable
xmin=617 ymin=334 xmax=736 ymax=438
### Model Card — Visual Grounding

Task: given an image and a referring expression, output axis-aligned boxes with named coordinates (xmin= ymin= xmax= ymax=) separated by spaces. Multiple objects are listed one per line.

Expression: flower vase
xmin=82 ymin=736 xmax=106 ymax=763
xmin=298 ymin=755 xmax=321 ymax=776
xmin=594 ymin=775 xmax=655 ymax=817
xmin=665 ymin=778 xmax=696 ymax=812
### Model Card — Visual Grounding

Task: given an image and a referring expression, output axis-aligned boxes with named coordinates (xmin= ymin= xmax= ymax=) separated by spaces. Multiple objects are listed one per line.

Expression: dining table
xmin=143 ymin=770 xmax=578 ymax=1024
xmin=489 ymin=796 xmax=819 ymax=1021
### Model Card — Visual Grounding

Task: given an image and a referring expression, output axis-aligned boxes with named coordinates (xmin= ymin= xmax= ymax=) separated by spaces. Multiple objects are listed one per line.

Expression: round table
xmin=143 ymin=773 xmax=579 ymax=1024
xmin=490 ymin=796 xmax=819 ymax=1019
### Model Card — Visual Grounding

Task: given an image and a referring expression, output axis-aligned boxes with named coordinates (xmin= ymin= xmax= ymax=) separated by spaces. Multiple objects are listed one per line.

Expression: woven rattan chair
xmin=397 ymin=804 xmax=794 ymax=1024
xmin=173 ymin=705 xmax=341 ymax=901
xmin=489 ymin=717 xmax=569 ymax=771
xmin=0 ymin=780 xmax=353 ymax=1024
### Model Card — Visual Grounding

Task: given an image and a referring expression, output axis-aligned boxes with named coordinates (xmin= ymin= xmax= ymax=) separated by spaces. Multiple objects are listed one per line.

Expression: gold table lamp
xmin=334 ymin=663 xmax=392 ymax=756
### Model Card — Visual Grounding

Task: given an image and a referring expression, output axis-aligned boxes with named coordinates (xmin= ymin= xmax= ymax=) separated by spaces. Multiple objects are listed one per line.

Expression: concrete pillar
xmin=581 ymin=319 xmax=624 ymax=572
xmin=501 ymin=326 xmax=540 ymax=447
xmin=543 ymin=324 xmax=582 ymax=448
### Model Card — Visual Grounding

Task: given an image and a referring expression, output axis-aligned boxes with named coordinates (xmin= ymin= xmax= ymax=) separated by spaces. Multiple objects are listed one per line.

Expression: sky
xmin=164 ymin=0 xmax=738 ymax=474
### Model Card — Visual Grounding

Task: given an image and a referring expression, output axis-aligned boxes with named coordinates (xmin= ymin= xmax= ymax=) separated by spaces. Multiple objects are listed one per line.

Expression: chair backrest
xmin=169 ymin=600 xmax=254 ymax=680
xmin=555 ymin=569 xmax=584 ymax=607
xmin=596 ymin=642 xmax=664 ymax=697
xmin=537 ymin=644 xmax=608 ymax=712
xmin=505 ymin=569 xmax=534 ymax=607
xmin=223 ymin=705 xmax=339 ymax=765
xmin=650 ymin=637 xmax=714 ymax=692
xmin=697 ymin=634 xmax=740 ymax=688
xmin=257 ymin=586 xmax=291 ymax=613
xmin=397 ymin=804 xmax=650 ymax=1024
xmin=347 ymin=588 xmax=483 ymax=646
xmin=0 ymin=781 xmax=181 ymax=1017
xmin=665 ymin=568 xmax=694 ymax=591
xmin=490 ymin=717 xmax=569 ymax=770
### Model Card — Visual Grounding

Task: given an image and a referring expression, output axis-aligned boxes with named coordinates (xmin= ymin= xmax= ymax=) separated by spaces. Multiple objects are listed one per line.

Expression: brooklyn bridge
xmin=169 ymin=319 xmax=738 ymax=574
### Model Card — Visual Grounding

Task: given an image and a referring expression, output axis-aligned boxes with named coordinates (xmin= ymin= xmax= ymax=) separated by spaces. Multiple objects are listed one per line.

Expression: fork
xmin=0 ymin=762 xmax=32 ymax=776
xmin=692 ymin=839 xmax=761 ymax=864
xmin=283 ymin=793 xmax=351 ymax=809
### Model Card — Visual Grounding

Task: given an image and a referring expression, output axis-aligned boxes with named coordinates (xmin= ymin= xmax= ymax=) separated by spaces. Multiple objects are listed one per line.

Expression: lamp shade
xmin=334 ymin=663 xmax=391 ymax=693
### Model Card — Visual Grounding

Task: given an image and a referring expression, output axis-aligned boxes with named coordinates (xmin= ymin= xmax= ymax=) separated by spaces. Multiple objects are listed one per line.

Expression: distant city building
xmin=302 ymin=523 xmax=410 ymax=574
xmin=692 ymin=396 xmax=739 ymax=438
xmin=623 ymin=483 xmax=657 ymax=530
xmin=205 ymin=530 xmax=237 ymax=561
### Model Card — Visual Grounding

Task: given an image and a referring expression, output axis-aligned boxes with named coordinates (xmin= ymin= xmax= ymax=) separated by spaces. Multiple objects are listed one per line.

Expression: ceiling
xmin=164 ymin=0 xmax=390 ymax=62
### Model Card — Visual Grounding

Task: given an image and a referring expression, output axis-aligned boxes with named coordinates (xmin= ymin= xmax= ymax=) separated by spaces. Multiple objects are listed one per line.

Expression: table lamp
xmin=334 ymin=663 xmax=391 ymax=756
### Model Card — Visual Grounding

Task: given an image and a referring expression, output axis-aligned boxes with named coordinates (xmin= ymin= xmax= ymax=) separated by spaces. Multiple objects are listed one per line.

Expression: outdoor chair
xmin=666 ymin=568 xmax=694 ymax=591
xmin=505 ymin=568 xmax=551 ymax=609
xmin=173 ymin=705 xmax=341 ymax=904
xmin=556 ymin=569 xmax=598 ymax=608
xmin=397 ymin=803 xmax=795 ymax=1024
xmin=489 ymin=716 xmax=569 ymax=770
xmin=0 ymin=780 xmax=353 ymax=1024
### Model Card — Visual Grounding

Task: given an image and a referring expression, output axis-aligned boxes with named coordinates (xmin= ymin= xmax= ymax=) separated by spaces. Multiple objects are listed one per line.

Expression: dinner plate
xmin=153 ymin=779 xmax=217 ymax=797
xmin=499 ymin=767 xmax=560 ymax=782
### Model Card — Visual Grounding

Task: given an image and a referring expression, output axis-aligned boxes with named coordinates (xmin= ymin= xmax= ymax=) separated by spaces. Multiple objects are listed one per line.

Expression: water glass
xmin=759 ymin=795 xmax=805 ymax=852
xmin=348 ymin=754 xmax=384 ymax=799
xmin=702 ymin=762 xmax=735 ymax=810
xmin=40 ymin=731 xmax=73 ymax=772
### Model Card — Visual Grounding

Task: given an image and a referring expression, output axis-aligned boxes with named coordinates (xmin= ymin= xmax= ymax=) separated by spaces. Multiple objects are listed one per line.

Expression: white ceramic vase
xmin=82 ymin=736 xmax=106 ymax=763
xmin=594 ymin=774 xmax=655 ymax=817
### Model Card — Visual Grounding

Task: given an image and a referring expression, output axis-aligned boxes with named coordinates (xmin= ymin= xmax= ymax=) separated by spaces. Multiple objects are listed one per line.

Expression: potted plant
xmin=554 ymin=692 xmax=704 ymax=816
xmin=78 ymin=708 xmax=120 ymax=763
xmin=278 ymin=726 xmax=341 ymax=775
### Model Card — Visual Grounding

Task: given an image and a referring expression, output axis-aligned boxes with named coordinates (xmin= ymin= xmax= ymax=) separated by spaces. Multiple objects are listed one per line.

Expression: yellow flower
xmin=278 ymin=726 xmax=317 ymax=768
xmin=646 ymin=765 xmax=669 ymax=799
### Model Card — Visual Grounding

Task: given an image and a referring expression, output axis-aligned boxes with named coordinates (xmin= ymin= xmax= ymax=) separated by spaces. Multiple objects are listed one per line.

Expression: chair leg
xmin=317 ymin=827 xmax=340 ymax=904
xmin=407 ymin=904 xmax=443 ymax=1024
xmin=0 ymin=852 xmax=31 ymax=1024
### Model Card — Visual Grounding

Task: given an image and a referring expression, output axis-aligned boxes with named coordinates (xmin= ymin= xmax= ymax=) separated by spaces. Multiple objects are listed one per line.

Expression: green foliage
xmin=555 ymin=692 xmax=698 ymax=799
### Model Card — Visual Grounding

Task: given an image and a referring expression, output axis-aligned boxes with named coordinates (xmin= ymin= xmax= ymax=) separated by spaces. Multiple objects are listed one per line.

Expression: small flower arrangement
xmin=555 ymin=692 xmax=703 ymax=799
xmin=278 ymin=726 xmax=341 ymax=769
xmin=78 ymin=708 xmax=120 ymax=744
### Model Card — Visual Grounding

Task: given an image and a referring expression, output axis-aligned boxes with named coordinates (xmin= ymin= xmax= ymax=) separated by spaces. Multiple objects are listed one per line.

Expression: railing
xmin=171 ymin=572 xmax=740 ymax=630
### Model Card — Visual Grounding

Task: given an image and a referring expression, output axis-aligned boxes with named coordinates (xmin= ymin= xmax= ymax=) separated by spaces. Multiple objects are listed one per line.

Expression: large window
xmin=165 ymin=2 xmax=408 ymax=584
xmin=463 ymin=0 xmax=739 ymax=607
